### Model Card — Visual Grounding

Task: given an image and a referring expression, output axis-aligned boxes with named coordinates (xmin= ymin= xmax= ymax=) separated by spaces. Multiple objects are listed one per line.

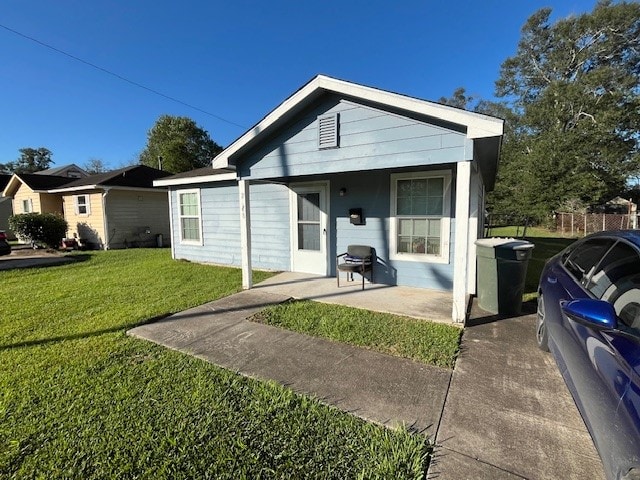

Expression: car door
xmin=542 ymin=238 xmax=614 ymax=361
xmin=562 ymin=240 xmax=640 ymax=479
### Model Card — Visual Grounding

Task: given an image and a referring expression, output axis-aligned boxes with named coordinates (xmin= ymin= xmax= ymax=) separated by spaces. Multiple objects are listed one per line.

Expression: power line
xmin=0 ymin=23 xmax=247 ymax=130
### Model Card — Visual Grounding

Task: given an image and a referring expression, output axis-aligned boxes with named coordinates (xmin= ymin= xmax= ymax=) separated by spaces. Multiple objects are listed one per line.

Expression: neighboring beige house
xmin=2 ymin=164 xmax=172 ymax=249
xmin=1 ymin=164 xmax=90 ymax=219
xmin=48 ymin=165 xmax=172 ymax=249
xmin=3 ymin=173 xmax=78 ymax=217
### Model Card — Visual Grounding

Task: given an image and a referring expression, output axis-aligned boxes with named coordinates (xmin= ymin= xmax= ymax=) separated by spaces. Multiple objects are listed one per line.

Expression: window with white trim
xmin=74 ymin=195 xmax=90 ymax=215
xmin=22 ymin=199 xmax=33 ymax=213
xmin=178 ymin=189 xmax=202 ymax=244
xmin=390 ymin=171 xmax=451 ymax=263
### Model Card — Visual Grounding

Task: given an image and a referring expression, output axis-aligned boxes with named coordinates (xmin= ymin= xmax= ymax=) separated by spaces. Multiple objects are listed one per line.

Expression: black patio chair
xmin=336 ymin=245 xmax=374 ymax=290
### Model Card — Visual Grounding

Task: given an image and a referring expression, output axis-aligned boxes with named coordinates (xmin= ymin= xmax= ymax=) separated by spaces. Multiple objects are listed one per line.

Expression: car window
xmin=563 ymin=238 xmax=615 ymax=287
xmin=589 ymin=241 xmax=640 ymax=335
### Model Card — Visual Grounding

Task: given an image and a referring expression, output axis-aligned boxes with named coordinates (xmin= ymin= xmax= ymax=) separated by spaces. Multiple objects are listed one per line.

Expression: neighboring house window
xmin=178 ymin=189 xmax=202 ymax=244
xmin=390 ymin=171 xmax=451 ymax=263
xmin=75 ymin=195 xmax=90 ymax=215
xmin=317 ymin=113 xmax=339 ymax=149
xmin=22 ymin=199 xmax=33 ymax=213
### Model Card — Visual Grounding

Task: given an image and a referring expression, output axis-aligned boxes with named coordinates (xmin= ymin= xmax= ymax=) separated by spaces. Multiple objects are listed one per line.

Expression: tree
xmin=489 ymin=1 xmax=640 ymax=221
xmin=83 ymin=158 xmax=108 ymax=174
xmin=139 ymin=115 xmax=223 ymax=174
xmin=0 ymin=147 xmax=53 ymax=174
xmin=438 ymin=87 xmax=476 ymax=109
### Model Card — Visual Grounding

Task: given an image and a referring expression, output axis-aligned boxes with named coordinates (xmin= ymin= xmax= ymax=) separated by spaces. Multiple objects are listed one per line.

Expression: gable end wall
xmin=238 ymin=95 xmax=470 ymax=180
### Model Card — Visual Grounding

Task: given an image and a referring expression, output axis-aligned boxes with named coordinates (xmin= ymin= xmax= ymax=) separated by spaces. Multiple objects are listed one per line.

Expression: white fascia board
xmin=212 ymin=79 xmax=321 ymax=169
xmin=49 ymin=185 xmax=167 ymax=194
xmin=103 ymin=186 xmax=168 ymax=192
xmin=318 ymin=76 xmax=504 ymax=139
xmin=153 ymin=172 xmax=237 ymax=187
xmin=212 ymin=75 xmax=504 ymax=169
xmin=48 ymin=185 xmax=99 ymax=193
xmin=2 ymin=175 xmax=24 ymax=197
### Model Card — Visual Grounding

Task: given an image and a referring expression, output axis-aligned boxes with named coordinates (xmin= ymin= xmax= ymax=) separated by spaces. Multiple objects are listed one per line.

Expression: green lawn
xmin=251 ymin=301 xmax=461 ymax=369
xmin=0 ymin=250 xmax=429 ymax=479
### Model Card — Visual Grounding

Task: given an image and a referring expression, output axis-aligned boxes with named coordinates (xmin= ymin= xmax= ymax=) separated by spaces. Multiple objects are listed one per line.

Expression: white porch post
xmin=466 ymin=167 xmax=480 ymax=295
xmin=453 ymin=161 xmax=471 ymax=323
xmin=239 ymin=179 xmax=252 ymax=290
xmin=167 ymin=189 xmax=175 ymax=259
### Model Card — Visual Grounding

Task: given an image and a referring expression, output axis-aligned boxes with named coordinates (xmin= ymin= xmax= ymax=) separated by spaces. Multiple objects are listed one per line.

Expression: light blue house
xmin=155 ymin=75 xmax=504 ymax=322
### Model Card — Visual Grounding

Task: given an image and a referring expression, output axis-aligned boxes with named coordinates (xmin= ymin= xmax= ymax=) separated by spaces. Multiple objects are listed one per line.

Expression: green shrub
xmin=8 ymin=212 xmax=68 ymax=248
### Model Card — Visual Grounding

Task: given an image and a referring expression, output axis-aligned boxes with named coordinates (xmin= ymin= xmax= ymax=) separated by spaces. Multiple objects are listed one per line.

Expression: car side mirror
xmin=561 ymin=299 xmax=618 ymax=330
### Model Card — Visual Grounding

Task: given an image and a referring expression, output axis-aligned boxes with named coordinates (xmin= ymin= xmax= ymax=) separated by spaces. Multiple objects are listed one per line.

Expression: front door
xmin=290 ymin=182 xmax=329 ymax=275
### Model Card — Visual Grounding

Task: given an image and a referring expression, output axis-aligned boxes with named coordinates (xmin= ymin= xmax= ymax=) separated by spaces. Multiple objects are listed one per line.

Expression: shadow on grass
xmin=0 ymin=313 xmax=171 ymax=351
xmin=0 ymin=253 xmax=93 ymax=272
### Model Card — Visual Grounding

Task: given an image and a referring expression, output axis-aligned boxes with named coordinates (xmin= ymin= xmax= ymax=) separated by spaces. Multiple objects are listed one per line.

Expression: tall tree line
xmin=443 ymin=1 xmax=640 ymax=222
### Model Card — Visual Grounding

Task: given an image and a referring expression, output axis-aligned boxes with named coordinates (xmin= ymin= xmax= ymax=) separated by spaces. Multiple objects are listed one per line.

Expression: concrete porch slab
xmin=254 ymin=271 xmax=454 ymax=323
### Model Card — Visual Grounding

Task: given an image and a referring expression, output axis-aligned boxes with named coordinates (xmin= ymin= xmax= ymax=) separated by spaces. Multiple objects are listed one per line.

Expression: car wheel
xmin=536 ymin=294 xmax=550 ymax=352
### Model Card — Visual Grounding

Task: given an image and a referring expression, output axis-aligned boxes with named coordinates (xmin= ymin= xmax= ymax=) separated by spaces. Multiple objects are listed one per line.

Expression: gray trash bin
xmin=475 ymin=238 xmax=534 ymax=315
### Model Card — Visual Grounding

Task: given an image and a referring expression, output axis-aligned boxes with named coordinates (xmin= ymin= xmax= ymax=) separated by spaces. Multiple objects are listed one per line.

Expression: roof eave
xmin=212 ymin=74 xmax=505 ymax=169
xmin=154 ymin=172 xmax=238 ymax=187
xmin=2 ymin=175 xmax=27 ymax=197
xmin=49 ymin=185 xmax=168 ymax=193
xmin=48 ymin=185 xmax=99 ymax=193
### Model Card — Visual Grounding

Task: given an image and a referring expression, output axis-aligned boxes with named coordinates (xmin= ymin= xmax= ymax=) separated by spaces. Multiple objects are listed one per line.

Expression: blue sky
xmin=1 ymin=1 xmax=597 ymax=170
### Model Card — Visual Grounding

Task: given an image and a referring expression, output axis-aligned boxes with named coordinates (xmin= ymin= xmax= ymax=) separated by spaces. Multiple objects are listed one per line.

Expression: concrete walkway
xmin=128 ymin=288 xmax=451 ymax=434
xmin=128 ymin=278 xmax=605 ymax=479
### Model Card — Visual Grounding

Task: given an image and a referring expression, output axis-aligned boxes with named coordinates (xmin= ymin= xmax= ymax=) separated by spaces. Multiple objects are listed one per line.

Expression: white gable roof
xmin=213 ymin=75 xmax=504 ymax=169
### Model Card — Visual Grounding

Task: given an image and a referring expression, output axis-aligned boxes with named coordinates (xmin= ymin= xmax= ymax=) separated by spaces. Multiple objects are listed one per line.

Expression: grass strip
xmin=251 ymin=300 xmax=461 ymax=369
xmin=1 ymin=250 xmax=430 ymax=479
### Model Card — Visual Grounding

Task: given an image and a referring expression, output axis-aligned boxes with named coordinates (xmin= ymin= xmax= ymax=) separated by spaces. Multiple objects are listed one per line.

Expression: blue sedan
xmin=537 ymin=230 xmax=640 ymax=480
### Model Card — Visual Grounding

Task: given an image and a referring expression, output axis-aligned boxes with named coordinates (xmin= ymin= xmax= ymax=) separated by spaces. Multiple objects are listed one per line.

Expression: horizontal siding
xmin=330 ymin=169 xmax=455 ymax=291
xmin=172 ymin=183 xmax=290 ymax=270
xmin=40 ymin=193 xmax=63 ymax=215
xmin=12 ymin=184 xmax=45 ymax=214
xmin=239 ymin=96 xmax=470 ymax=180
xmin=63 ymin=192 xmax=105 ymax=248
xmin=249 ymin=183 xmax=290 ymax=270
xmin=170 ymin=168 xmax=457 ymax=291
xmin=106 ymin=190 xmax=169 ymax=249
xmin=172 ymin=185 xmax=240 ymax=265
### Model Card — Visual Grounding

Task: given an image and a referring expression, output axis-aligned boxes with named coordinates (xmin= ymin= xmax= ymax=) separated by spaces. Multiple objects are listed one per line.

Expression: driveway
xmin=128 ymin=274 xmax=605 ymax=479
xmin=0 ymin=246 xmax=76 ymax=270
xmin=430 ymin=302 xmax=604 ymax=479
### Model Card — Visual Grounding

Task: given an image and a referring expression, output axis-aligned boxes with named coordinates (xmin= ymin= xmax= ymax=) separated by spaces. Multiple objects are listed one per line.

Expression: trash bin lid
xmin=476 ymin=238 xmax=534 ymax=261
xmin=475 ymin=237 xmax=535 ymax=251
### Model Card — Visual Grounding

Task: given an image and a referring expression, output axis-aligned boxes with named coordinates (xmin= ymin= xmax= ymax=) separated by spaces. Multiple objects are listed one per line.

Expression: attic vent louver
xmin=318 ymin=113 xmax=339 ymax=149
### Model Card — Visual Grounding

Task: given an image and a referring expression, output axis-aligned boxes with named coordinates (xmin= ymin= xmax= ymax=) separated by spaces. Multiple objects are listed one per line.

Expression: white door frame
xmin=289 ymin=181 xmax=330 ymax=275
